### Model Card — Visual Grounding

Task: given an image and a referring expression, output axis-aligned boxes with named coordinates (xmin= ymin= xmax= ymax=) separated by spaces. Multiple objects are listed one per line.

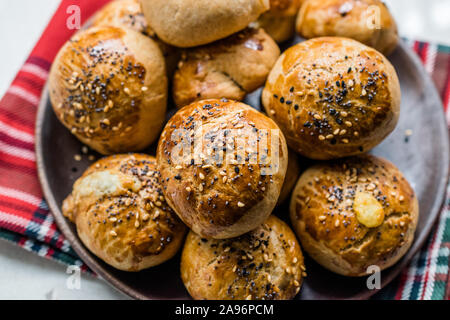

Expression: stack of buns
xmin=49 ymin=0 xmax=418 ymax=300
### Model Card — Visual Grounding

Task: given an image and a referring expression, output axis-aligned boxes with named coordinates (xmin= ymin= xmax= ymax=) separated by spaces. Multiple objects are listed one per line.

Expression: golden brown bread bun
xmin=262 ymin=37 xmax=401 ymax=160
xmin=181 ymin=215 xmax=305 ymax=300
xmin=173 ymin=28 xmax=280 ymax=108
xmin=253 ymin=0 xmax=303 ymax=43
xmin=62 ymin=154 xmax=187 ymax=271
xmin=290 ymin=155 xmax=419 ymax=276
xmin=91 ymin=0 xmax=179 ymax=76
xmin=277 ymin=149 xmax=301 ymax=205
xmin=49 ymin=26 xmax=168 ymax=155
xmin=92 ymin=0 xmax=152 ymax=35
xmin=297 ymin=0 xmax=398 ymax=55
xmin=156 ymin=99 xmax=288 ymax=239
xmin=140 ymin=0 xmax=270 ymax=48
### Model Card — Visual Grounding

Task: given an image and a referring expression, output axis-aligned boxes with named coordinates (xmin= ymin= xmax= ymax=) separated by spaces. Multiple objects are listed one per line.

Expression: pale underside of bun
xmin=140 ymin=0 xmax=271 ymax=47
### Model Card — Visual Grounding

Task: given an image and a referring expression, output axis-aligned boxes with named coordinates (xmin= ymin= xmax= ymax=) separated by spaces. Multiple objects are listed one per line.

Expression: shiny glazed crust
xmin=173 ymin=28 xmax=280 ymax=108
xmin=262 ymin=37 xmax=401 ymax=160
xmin=91 ymin=0 xmax=179 ymax=76
xmin=289 ymin=155 xmax=419 ymax=276
xmin=140 ymin=0 xmax=270 ymax=47
xmin=156 ymin=99 xmax=288 ymax=239
xmin=181 ymin=215 xmax=305 ymax=300
xmin=296 ymin=0 xmax=398 ymax=55
xmin=62 ymin=154 xmax=187 ymax=271
xmin=49 ymin=26 xmax=167 ymax=155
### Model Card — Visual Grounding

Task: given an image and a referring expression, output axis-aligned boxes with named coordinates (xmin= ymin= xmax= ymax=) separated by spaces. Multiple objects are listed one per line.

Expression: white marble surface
xmin=0 ymin=0 xmax=449 ymax=300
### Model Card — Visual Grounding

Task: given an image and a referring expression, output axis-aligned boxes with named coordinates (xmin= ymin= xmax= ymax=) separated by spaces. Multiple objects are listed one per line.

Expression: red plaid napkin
xmin=0 ymin=0 xmax=449 ymax=299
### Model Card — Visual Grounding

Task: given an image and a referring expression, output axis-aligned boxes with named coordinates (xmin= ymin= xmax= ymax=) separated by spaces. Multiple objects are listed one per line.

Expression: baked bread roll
xmin=262 ymin=37 xmax=400 ymax=160
xmin=91 ymin=0 xmax=179 ymax=76
xmin=156 ymin=99 xmax=288 ymax=239
xmin=140 ymin=0 xmax=270 ymax=47
xmin=181 ymin=215 xmax=305 ymax=300
xmin=297 ymin=0 xmax=398 ymax=55
xmin=49 ymin=26 xmax=168 ymax=155
xmin=277 ymin=149 xmax=301 ymax=205
xmin=290 ymin=155 xmax=419 ymax=276
xmin=253 ymin=0 xmax=303 ymax=43
xmin=173 ymin=28 xmax=280 ymax=108
xmin=62 ymin=154 xmax=187 ymax=271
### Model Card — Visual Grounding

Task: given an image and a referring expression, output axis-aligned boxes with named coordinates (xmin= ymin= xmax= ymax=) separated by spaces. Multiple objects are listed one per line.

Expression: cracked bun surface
xmin=296 ymin=0 xmax=398 ymax=55
xmin=62 ymin=154 xmax=187 ymax=271
xmin=173 ymin=28 xmax=280 ymax=108
xmin=140 ymin=0 xmax=270 ymax=48
xmin=49 ymin=26 xmax=167 ymax=155
xmin=253 ymin=0 xmax=303 ymax=43
xmin=181 ymin=215 xmax=305 ymax=300
xmin=91 ymin=0 xmax=179 ymax=76
xmin=290 ymin=155 xmax=419 ymax=276
xmin=262 ymin=37 xmax=401 ymax=160
xmin=156 ymin=99 xmax=288 ymax=239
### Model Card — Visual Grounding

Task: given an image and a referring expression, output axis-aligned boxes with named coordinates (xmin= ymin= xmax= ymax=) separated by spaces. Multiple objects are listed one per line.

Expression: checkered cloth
xmin=0 ymin=0 xmax=448 ymax=300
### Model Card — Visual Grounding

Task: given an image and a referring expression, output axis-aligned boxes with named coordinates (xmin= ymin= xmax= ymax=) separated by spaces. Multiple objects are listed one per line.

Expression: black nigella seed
xmin=174 ymin=174 xmax=181 ymax=180
xmin=280 ymin=97 xmax=285 ymax=103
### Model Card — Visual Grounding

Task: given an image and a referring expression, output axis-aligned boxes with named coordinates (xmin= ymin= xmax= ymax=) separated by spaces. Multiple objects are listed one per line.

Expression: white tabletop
xmin=0 ymin=0 xmax=449 ymax=300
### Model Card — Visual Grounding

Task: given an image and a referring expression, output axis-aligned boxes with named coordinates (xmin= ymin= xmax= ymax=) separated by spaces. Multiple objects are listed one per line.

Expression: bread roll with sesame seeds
xmin=156 ymin=99 xmax=288 ymax=239
xmin=62 ymin=154 xmax=187 ymax=271
xmin=296 ymin=0 xmax=398 ymax=55
xmin=91 ymin=0 xmax=179 ymax=76
xmin=181 ymin=215 xmax=305 ymax=300
xmin=290 ymin=155 xmax=419 ymax=277
xmin=173 ymin=28 xmax=280 ymax=108
xmin=49 ymin=26 xmax=168 ymax=155
xmin=262 ymin=37 xmax=401 ymax=160
xmin=140 ymin=0 xmax=270 ymax=48
xmin=252 ymin=0 xmax=303 ymax=43
xmin=277 ymin=149 xmax=301 ymax=205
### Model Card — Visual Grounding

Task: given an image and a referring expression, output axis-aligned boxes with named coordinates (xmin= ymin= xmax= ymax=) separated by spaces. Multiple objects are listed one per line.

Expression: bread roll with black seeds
xmin=49 ymin=26 xmax=167 ymax=155
xmin=297 ymin=0 xmax=398 ymax=55
xmin=140 ymin=0 xmax=270 ymax=48
xmin=181 ymin=215 xmax=305 ymax=300
xmin=62 ymin=154 xmax=187 ymax=271
xmin=91 ymin=0 xmax=179 ymax=76
xmin=156 ymin=99 xmax=288 ymax=239
xmin=290 ymin=155 xmax=419 ymax=276
xmin=262 ymin=37 xmax=400 ymax=160
xmin=253 ymin=0 xmax=303 ymax=43
xmin=173 ymin=28 xmax=280 ymax=108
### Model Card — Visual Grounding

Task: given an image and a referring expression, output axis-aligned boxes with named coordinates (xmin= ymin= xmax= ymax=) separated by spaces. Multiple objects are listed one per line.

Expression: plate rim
xmin=35 ymin=40 xmax=450 ymax=300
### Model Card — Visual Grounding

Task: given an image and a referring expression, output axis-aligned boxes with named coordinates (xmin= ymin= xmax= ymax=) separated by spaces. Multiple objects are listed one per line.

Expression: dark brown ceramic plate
xmin=36 ymin=39 xmax=449 ymax=300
